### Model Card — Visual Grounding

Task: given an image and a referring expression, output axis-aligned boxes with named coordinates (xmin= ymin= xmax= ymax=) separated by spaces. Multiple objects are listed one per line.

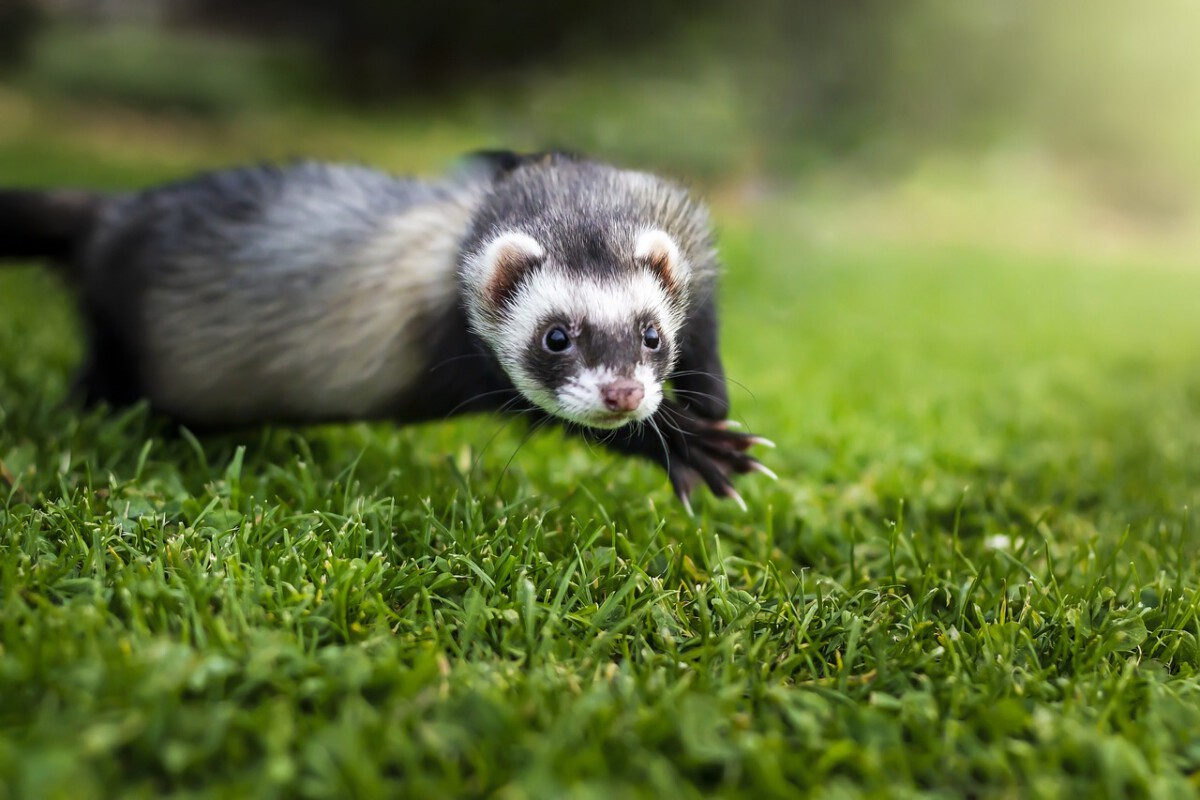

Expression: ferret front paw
xmin=655 ymin=402 xmax=776 ymax=513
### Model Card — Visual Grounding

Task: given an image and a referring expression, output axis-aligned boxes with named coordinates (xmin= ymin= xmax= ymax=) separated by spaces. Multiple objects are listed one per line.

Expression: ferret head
xmin=461 ymin=158 xmax=716 ymax=429
xmin=463 ymin=225 xmax=690 ymax=429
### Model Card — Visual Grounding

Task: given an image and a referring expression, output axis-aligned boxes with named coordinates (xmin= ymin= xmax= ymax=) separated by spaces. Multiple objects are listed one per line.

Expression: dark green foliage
xmin=0 ymin=0 xmax=41 ymax=71
xmin=14 ymin=25 xmax=318 ymax=116
xmin=182 ymin=0 xmax=720 ymax=101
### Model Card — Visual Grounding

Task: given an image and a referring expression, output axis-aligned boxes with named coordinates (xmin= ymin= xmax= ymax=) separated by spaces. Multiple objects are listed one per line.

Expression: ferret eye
xmin=544 ymin=326 xmax=572 ymax=353
xmin=643 ymin=325 xmax=661 ymax=350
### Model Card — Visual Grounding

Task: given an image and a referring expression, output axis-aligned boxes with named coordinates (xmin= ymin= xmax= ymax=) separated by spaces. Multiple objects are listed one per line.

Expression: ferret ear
xmin=635 ymin=229 xmax=686 ymax=295
xmin=477 ymin=231 xmax=545 ymax=309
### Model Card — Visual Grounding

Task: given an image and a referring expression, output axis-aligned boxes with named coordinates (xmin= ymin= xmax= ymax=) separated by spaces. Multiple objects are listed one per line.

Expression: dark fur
xmin=0 ymin=189 xmax=103 ymax=265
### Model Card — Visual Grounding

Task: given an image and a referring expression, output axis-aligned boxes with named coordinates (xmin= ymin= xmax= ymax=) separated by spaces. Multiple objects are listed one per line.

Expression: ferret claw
xmin=750 ymin=461 xmax=779 ymax=481
xmin=656 ymin=401 xmax=775 ymax=512
xmin=679 ymin=493 xmax=695 ymax=517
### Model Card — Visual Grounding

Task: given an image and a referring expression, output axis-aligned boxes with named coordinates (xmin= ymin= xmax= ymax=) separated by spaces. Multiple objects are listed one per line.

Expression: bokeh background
xmin=3 ymin=0 xmax=1199 ymax=262
xmin=4 ymin=0 xmax=1199 ymax=488
xmin=3 ymin=0 xmax=1200 ymax=538
xmin=2 ymin=1 xmax=1199 ymax=514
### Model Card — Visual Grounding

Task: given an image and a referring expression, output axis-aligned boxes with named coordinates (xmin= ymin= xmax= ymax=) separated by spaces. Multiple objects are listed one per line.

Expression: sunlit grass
xmin=2 ymin=97 xmax=1200 ymax=798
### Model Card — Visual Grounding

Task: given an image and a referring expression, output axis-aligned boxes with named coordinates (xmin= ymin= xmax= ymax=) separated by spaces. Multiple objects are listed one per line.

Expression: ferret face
xmin=464 ymin=229 xmax=689 ymax=429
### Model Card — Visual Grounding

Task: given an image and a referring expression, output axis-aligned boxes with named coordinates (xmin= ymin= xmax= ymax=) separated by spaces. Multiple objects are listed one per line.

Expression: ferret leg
xmin=70 ymin=316 xmax=142 ymax=409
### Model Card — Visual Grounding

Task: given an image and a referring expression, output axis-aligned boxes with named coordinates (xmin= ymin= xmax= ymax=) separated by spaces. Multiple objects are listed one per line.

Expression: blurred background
xmin=0 ymin=0 xmax=1197 ymax=565
xmin=1 ymin=0 xmax=1198 ymax=267
xmin=2 ymin=0 xmax=1199 ymax=516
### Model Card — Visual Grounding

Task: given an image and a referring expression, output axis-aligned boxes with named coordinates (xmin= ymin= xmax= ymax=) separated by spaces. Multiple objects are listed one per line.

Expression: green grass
xmin=3 ymin=106 xmax=1200 ymax=800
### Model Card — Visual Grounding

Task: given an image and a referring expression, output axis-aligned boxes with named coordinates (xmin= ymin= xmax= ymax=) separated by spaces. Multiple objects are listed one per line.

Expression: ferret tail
xmin=0 ymin=188 xmax=105 ymax=267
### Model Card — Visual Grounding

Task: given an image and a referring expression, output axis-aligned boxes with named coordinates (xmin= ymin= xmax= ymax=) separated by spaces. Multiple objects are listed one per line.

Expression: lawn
xmin=2 ymin=99 xmax=1200 ymax=799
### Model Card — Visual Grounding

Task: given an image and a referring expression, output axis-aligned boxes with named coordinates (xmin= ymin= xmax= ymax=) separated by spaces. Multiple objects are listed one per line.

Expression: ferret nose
xmin=601 ymin=378 xmax=645 ymax=412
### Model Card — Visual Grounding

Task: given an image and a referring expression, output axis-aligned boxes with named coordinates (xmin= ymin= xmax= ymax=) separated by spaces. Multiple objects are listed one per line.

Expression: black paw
xmin=652 ymin=401 xmax=776 ymax=513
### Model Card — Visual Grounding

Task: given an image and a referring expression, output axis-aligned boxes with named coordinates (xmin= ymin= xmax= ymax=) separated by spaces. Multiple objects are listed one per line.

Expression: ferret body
xmin=0 ymin=152 xmax=770 ymax=505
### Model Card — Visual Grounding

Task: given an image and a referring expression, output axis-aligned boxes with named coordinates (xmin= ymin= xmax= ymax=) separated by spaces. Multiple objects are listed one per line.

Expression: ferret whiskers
xmin=670 ymin=370 xmax=758 ymax=403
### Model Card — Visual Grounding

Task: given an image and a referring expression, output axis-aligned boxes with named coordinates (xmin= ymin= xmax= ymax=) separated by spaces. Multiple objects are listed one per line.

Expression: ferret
xmin=0 ymin=151 xmax=773 ymax=509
